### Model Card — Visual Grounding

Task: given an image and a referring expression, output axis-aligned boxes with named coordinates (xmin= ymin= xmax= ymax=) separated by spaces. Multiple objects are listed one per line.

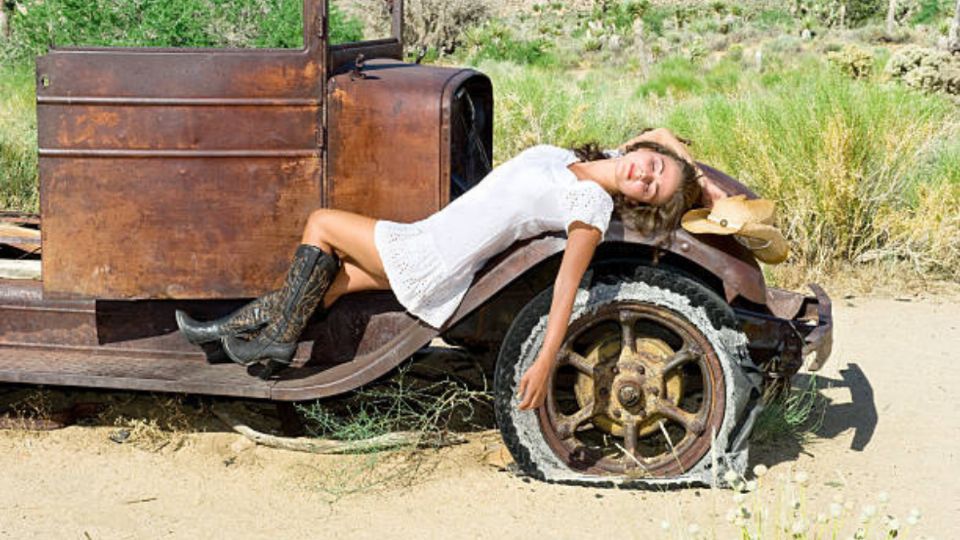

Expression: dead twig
xmin=211 ymin=405 xmax=464 ymax=455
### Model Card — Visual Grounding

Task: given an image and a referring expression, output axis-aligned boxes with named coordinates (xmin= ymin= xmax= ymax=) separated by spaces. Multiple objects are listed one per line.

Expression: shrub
xmin=344 ymin=0 xmax=489 ymax=56
xmin=794 ymin=0 xmax=886 ymax=27
xmin=462 ymin=21 xmax=556 ymax=67
xmin=910 ymin=0 xmax=952 ymax=24
xmin=885 ymin=44 xmax=960 ymax=94
xmin=826 ymin=43 xmax=875 ymax=78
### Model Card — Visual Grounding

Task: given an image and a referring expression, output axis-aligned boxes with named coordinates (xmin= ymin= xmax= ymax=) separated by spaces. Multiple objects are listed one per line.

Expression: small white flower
xmin=794 ymin=471 xmax=809 ymax=485
xmin=753 ymin=464 xmax=768 ymax=477
xmin=745 ymin=480 xmax=757 ymax=492
xmin=907 ymin=514 xmax=919 ymax=526
xmin=909 ymin=508 xmax=922 ymax=520
xmin=660 ymin=520 xmax=670 ymax=531
xmin=863 ymin=504 xmax=877 ymax=517
xmin=886 ymin=517 xmax=900 ymax=532
xmin=830 ymin=503 xmax=843 ymax=518
xmin=723 ymin=470 xmax=739 ymax=484
xmin=878 ymin=491 xmax=890 ymax=503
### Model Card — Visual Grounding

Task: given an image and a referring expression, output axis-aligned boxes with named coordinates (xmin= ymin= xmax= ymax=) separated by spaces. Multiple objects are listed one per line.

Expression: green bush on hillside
xmin=461 ymin=20 xmax=556 ymax=67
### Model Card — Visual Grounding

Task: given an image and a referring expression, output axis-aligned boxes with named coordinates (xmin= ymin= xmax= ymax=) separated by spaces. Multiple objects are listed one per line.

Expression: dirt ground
xmin=1 ymin=297 xmax=958 ymax=539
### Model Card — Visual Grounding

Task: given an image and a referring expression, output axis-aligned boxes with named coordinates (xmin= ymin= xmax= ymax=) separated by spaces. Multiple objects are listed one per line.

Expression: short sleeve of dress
xmin=561 ymin=181 xmax=615 ymax=235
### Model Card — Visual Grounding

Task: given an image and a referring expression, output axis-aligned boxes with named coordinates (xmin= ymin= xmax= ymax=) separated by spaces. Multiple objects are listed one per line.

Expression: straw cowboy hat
xmin=681 ymin=195 xmax=790 ymax=264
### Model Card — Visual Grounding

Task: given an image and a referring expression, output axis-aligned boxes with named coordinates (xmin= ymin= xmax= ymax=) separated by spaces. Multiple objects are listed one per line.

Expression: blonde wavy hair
xmin=572 ymin=141 xmax=702 ymax=237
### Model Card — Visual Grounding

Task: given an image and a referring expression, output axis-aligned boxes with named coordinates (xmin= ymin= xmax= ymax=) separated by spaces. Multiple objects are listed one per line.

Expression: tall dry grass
xmin=483 ymin=56 xmax=960 ymax=283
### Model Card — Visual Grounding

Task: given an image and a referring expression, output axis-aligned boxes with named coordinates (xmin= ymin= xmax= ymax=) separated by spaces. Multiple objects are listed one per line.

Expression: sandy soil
xmin=1 ymin=297 xmax=958 ymax=539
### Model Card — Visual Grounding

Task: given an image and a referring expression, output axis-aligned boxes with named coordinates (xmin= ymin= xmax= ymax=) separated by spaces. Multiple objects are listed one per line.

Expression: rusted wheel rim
xmin=537 ymin=302 xmax=726 ymax=477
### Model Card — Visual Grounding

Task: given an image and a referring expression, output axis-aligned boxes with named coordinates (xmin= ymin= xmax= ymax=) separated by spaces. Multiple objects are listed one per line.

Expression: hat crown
xmin=708 ymin=195 xmax=775 ymax=228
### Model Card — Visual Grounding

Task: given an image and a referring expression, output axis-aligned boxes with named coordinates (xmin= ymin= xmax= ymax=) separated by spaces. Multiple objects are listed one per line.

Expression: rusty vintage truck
xmin=0 ymin=0 xmax=832 ymax=487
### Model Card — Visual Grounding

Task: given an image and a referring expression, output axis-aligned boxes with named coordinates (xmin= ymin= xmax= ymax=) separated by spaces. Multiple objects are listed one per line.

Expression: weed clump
xmin=298 ymin=363 xmax=491 ymax=448
xmin=294 ymin=361 xmax=492 ymax=498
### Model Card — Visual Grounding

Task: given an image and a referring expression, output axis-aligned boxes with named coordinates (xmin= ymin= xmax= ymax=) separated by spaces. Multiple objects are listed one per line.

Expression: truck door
xmin=37 ymin=1 xmax=326 ymax=299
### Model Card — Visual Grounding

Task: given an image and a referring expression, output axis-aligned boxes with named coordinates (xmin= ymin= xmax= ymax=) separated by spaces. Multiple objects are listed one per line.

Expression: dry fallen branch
xmin=211 ymin=406 xmax=464 ymax=454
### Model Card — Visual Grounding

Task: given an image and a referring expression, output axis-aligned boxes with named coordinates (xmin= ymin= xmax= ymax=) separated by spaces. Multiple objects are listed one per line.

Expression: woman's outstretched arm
xmin=517 ymin=222 xmax=602 ymax=410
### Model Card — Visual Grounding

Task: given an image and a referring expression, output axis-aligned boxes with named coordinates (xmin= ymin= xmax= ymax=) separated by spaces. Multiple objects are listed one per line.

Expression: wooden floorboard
xmin=0 ymin=346 xmax=274 ymax=399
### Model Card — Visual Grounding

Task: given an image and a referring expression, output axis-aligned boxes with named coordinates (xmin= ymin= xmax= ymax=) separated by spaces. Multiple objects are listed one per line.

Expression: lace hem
xmin=374 ymin=220 xmax=472 ymax=329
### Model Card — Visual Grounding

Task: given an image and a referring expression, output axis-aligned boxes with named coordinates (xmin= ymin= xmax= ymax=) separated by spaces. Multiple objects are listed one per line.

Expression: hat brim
xmin=735 ymin=224 xmax=790 ymax=264
xmin=680 ymin=208 xmax=742 ymax=235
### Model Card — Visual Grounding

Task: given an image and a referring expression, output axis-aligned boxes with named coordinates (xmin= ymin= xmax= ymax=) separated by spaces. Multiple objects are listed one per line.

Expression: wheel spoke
xmin=656 ymin=401 xmax=705 ymax=435
xmin=619 ymin=311 xmax=637 ymax=354
xmin=562 ymin=349 xmax=593 ymax=375
xmin=622 ymin=418 xmax=639 ymax=457
xmin=556 ymin=399 xmax=597 ymax=440
xmin=662 ymin=345 xmax=702 ymax=373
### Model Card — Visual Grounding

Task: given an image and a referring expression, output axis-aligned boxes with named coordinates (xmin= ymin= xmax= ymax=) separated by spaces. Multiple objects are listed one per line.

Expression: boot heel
xmin=257 ymin=360 xmax=286 ymax=380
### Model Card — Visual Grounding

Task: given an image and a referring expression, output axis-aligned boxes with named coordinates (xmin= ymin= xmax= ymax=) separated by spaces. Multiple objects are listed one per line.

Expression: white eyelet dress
xmin=373 ymin=145 xmax=615 ymax=329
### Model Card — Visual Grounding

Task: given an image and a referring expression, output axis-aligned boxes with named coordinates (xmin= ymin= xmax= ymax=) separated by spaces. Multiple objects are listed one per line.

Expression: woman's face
xmin=615 ymin=148 xmax=684 ymax=206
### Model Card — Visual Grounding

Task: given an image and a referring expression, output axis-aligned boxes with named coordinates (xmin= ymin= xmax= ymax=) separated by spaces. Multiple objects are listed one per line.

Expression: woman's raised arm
xmin=517 ymin=221 xmax=602 ymax=410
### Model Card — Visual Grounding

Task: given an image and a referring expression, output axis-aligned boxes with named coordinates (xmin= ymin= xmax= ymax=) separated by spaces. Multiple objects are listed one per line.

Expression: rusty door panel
xmin=35 ymin=50 xmax=322 ymax=99
xmin=39 ymin=105 xmax=317 ymax=151
xmin=37 ymin=1 xmax=326 ymax=300
xmin=41 ymin=156 xmax=320 ymax=298
xmin=326 ymin=59 xmax=490 ymax=222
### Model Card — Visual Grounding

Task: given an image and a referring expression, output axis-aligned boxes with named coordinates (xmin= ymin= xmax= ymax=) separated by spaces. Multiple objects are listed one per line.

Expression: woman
xmin=175 ymin=128 xmax=726 ymax=410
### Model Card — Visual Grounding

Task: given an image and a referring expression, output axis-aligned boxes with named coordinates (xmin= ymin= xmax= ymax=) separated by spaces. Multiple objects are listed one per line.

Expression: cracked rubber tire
xmin=493 ymin=266 xmax=763 ymax=488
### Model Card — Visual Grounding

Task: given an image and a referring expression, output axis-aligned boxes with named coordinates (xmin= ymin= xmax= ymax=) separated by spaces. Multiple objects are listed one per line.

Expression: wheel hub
xmin=616 ymin=382 xmax=641 ymax=407
xmin=574 ymin=337 xmax=684 ymax=438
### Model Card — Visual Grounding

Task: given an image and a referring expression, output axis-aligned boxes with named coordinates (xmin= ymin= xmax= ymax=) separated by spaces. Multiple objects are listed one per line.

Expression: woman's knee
xmin=303 ymin=208 xmax=334 ymax=246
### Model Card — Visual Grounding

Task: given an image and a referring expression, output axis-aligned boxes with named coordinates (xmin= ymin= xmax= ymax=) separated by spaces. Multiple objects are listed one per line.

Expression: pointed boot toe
xmin=176 ymin=309 xmax=219 ymax=345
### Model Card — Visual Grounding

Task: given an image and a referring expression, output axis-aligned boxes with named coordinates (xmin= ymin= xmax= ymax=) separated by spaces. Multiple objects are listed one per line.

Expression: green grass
xmin=0 ymin=0 xmax=364 ymax=64
xmin=0 ymin=66 xmax=38 ymax=212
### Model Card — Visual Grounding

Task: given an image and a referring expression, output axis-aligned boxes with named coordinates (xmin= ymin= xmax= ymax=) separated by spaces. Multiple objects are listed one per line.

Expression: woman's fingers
xmin=517 ymin=382 xmax=546 ymax=410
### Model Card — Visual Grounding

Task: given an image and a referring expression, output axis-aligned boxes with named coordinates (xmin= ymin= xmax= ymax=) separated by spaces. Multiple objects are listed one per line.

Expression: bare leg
xmin=300 ymin=209 xmax=391 ymax=307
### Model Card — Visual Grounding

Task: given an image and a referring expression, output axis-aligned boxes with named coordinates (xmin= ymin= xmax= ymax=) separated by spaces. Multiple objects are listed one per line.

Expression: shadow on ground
xmin=751 ymin=362 xmax=877 ymax=468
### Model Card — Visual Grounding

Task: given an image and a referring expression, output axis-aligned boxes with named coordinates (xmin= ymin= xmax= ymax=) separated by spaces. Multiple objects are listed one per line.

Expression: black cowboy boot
xmin=222 ymin=244 xmax=340 ymax=367
xmin=175 ymin=292 xmax=280 ymax=345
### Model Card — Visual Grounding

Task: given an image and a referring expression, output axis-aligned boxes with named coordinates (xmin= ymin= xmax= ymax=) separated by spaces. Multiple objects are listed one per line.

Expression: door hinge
xmin=316 ymin=13 xmax=327 ymax=40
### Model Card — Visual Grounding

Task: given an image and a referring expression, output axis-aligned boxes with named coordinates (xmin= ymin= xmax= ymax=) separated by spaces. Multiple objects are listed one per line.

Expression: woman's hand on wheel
xmin=517 ymin=359 xmax=552 ymax=410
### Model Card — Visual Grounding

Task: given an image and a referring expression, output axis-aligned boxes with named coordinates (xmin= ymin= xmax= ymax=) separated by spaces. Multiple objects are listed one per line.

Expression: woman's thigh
xmin=301 ymin=208 xmax=387 ymax=281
